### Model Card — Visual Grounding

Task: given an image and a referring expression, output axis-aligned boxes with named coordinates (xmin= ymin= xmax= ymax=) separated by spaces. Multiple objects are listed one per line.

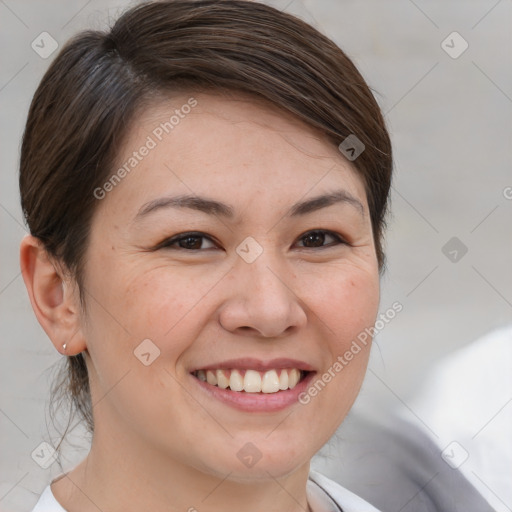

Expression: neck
xmin=52 ymin=424 xmax=312 ymax=512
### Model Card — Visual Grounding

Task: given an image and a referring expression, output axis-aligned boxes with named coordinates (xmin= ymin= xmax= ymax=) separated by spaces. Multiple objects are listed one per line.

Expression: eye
xmin=157 ymin=232 xmax=217 ymax=251
xmin=155 ymin=229 xmax=347 ymax=252
xmin=295 ymin=229 xmax=347 ymax=249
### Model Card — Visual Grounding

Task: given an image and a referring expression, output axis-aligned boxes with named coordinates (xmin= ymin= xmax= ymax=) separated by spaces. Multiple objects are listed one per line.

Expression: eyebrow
xmin=134 ymin=189 xmax=364 ymax=222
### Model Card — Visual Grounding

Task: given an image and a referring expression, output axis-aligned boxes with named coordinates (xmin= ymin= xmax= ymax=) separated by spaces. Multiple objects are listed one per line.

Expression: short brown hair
xmin=20 ymin=0 xmax=392 ymax=442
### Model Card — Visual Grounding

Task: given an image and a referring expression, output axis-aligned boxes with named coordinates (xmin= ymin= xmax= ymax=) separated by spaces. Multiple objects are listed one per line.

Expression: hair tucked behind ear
xmin=20 ymin=0 xmax=392 ymax=450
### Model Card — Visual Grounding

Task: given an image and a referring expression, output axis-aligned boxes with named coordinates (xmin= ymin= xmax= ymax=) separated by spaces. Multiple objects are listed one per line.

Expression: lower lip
xmin=190 ymin=372 xmax=316 ymax=412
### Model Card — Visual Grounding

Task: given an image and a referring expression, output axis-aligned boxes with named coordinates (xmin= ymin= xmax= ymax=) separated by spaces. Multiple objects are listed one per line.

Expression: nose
xmin=218 ymin=253 xmax=308 ymax=338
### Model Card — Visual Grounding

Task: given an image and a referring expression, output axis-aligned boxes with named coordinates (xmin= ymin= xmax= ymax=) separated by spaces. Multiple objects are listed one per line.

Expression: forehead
xmin=98 ymin=91 xmax=368 ymax=220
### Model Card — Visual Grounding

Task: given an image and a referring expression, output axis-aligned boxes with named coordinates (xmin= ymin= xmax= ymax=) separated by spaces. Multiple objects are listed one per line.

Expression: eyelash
xmin=155 ymin=230 xmax=348 ymax=252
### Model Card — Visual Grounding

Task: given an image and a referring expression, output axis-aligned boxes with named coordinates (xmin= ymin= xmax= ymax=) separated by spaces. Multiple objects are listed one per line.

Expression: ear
xmin=20 ymin=234 xmax=87 ymax=356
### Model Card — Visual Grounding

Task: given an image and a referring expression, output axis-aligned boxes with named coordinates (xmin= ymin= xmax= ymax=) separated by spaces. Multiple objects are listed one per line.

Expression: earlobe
xmin=19 ymin=234 xmax=87 ymax=355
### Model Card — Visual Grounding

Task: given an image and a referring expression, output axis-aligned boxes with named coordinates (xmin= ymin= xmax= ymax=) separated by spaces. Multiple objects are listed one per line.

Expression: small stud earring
xmin=62 ymin=343 xmax=67 ymax=352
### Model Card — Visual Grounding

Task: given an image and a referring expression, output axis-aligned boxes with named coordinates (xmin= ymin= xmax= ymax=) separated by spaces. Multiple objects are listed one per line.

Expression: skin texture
xmin=20 ymin=91 xmax=380 ymax=512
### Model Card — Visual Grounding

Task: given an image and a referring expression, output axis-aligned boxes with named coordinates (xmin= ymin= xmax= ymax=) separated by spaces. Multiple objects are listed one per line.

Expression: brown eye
xmin=296 ymin=230 xmax=345 ymax=249
xmin=158 ymin=232 xmax=217 ymax=251
xmin=178 ymin=235 xmax=203 ymax=249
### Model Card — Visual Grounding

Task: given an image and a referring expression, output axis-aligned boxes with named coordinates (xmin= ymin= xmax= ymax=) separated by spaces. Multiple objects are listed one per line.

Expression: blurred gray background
xmin=1 ymin=0 xmax=511 ymax=510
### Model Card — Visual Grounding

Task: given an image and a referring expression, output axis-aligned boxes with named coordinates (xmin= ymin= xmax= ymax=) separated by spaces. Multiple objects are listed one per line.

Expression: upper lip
xmin=190 ymin=358 xmax=315 ymax=373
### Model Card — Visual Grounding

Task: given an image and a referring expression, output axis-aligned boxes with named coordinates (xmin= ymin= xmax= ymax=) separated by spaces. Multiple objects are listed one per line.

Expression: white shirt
xmin=30 ymin=470 xmax=381 ymax=511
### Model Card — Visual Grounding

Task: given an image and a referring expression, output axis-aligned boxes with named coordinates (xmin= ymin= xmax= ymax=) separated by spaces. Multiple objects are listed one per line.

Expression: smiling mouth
xmin=191 ymin=368 xmax=310 ymax=393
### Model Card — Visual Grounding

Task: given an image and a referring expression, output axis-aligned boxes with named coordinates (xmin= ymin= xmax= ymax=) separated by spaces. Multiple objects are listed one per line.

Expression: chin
xmin=199 ymin=438 xmax=312 ymax=482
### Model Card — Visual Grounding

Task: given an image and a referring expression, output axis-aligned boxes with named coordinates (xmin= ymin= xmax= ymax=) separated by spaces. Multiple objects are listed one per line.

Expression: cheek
xmin=85 ymin=254 xmax=379 ymax=372
xmin=121 ymin=264 xmax=226 ymax=327
xmin=296 ymin=267 xmax=379 ymax=438
xmin=305 ymin=263 xmax=380 ymax=346
xmin=81 ymin=262 xmax=214 ymax=429
xmin=88 ymin=262 xmax=229 ymax=369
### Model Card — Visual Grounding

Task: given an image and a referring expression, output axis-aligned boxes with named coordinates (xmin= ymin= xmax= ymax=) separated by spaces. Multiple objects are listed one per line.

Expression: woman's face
xmin=80 ymin=91 xmax=380 ymax=479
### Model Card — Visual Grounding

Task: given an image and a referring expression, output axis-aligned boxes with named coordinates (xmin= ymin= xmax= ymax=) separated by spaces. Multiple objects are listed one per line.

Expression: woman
xmin=20 ymin=1 xmax=392 ymax=510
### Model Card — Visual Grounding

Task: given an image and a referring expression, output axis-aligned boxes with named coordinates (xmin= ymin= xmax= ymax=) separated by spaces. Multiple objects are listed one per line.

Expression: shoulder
xmin=308 ymin=470 xmax=381 ymax=511
xmin=30 ymin=485 xmax=67 ymax=512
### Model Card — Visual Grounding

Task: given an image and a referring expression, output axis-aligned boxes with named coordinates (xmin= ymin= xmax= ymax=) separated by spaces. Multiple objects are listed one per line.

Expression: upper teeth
xmin=194 ymin=368 xmax=303 ymax=393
